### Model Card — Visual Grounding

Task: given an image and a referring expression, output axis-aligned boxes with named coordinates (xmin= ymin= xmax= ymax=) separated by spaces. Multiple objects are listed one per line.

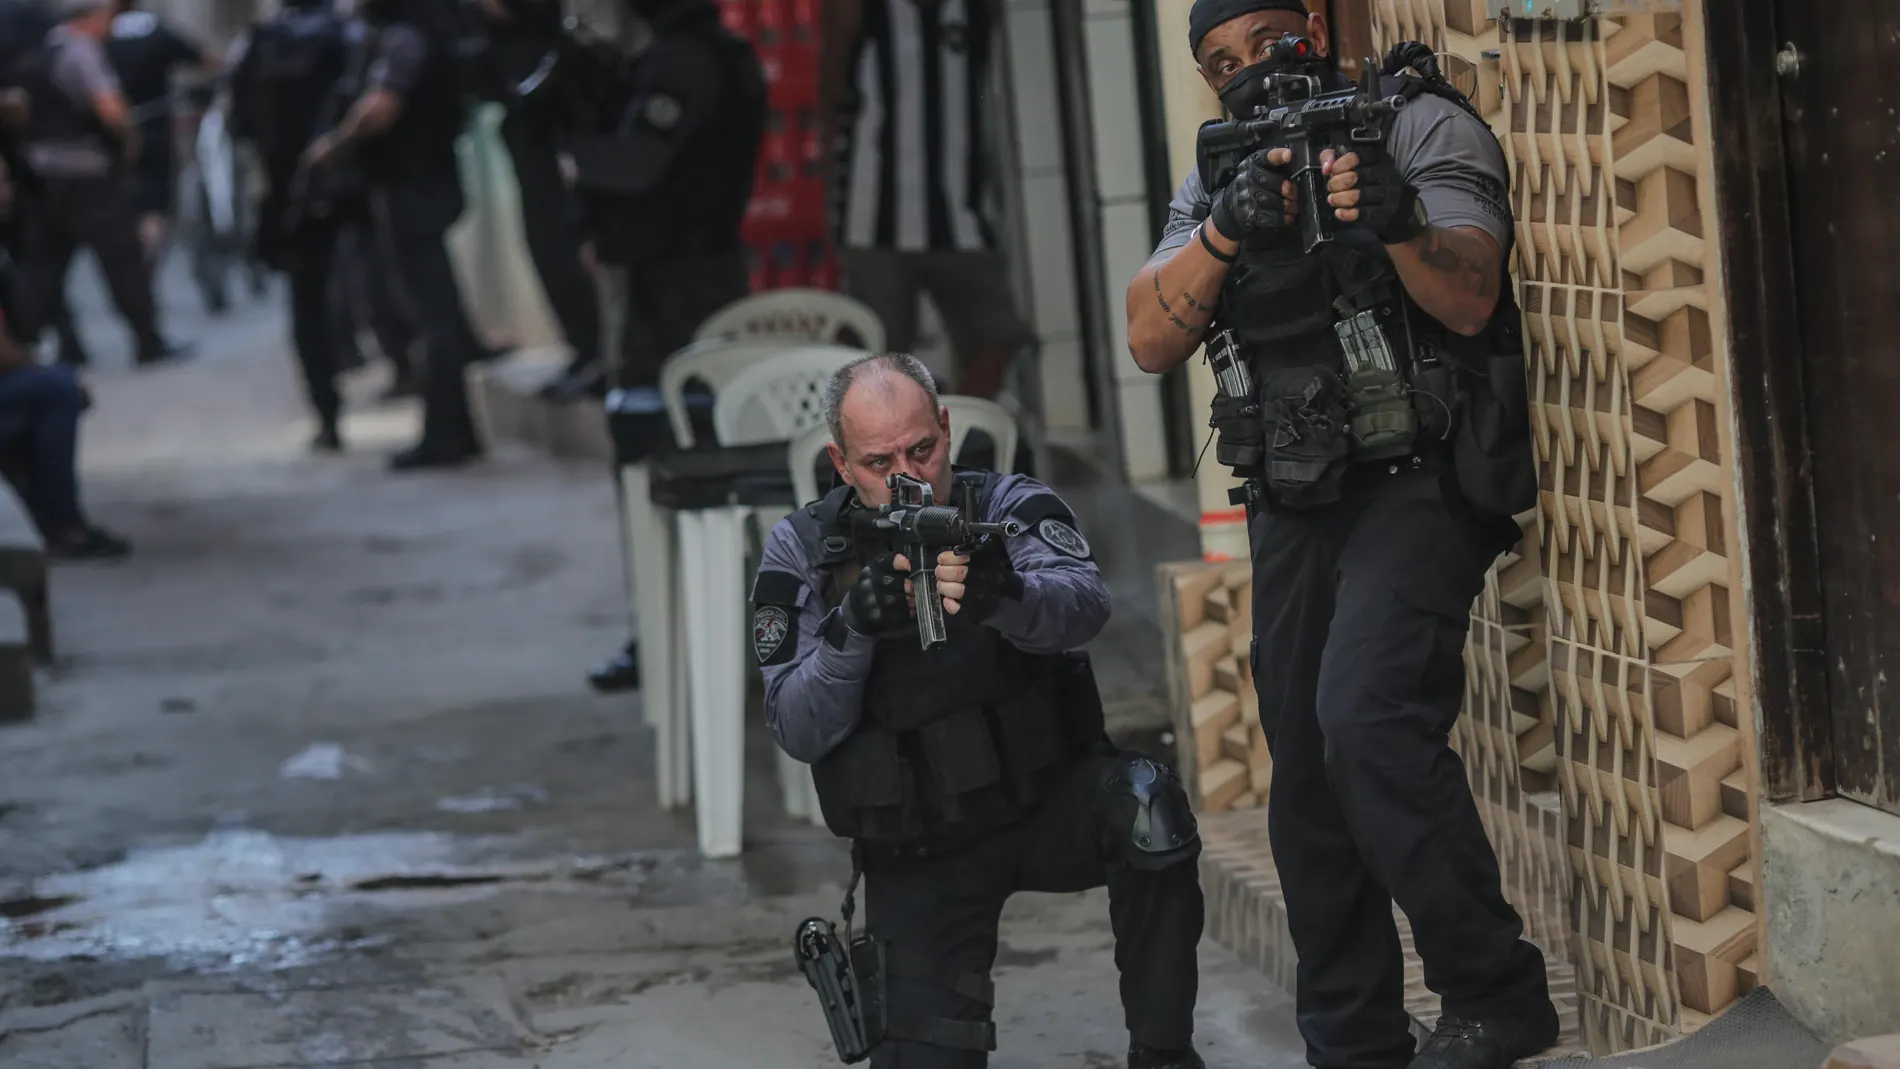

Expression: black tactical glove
xmin=1348 ymin=140 xmax=1429 ymax=245
xmin=1207 ymin=150 xmax=1291 ymax=243
xmin=840 ymin=552 xmax=913 ymax=638
xmin=949 ymin=540 xmax=1023 ymax=625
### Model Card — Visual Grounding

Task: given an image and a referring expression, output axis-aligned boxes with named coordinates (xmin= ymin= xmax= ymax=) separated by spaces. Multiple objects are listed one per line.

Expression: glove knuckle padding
xmin=845 ymin=557 xmax=913 ymax=637
xmin=1097 ymin=756 xmax=1201 ymax=871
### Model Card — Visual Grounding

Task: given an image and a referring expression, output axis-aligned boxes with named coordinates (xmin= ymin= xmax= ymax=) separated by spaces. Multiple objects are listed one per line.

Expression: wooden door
xmin=1776 ymin=0 xmax=1900 ymax=814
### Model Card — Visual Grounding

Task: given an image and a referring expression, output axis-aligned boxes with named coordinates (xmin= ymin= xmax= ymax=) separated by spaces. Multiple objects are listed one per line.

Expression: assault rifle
xmin=857 ymin=473 xmax=1023 ymax=652
xmin=1197 ymin=37 xmax=1410 ymax=255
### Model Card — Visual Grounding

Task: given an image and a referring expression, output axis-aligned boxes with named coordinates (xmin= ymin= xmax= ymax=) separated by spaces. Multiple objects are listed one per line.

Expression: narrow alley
xmin=0 ymin=260 xmax=1306 ymax=1068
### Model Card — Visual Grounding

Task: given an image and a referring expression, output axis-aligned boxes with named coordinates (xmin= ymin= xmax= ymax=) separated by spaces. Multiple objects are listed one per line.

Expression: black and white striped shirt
xmin=834 ymin=0 xmax=995 ymax=253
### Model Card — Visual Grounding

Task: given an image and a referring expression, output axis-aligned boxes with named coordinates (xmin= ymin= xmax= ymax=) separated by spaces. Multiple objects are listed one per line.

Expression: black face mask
xmin=1216 ymin=41 xmax=1342 ymax=119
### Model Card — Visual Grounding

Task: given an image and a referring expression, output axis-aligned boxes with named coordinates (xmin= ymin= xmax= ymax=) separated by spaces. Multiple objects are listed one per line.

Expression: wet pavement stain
xmin=350 ymin=875 xmax=509 ymax=893
xmin=0 ymin=894 xmax=79 ymax=920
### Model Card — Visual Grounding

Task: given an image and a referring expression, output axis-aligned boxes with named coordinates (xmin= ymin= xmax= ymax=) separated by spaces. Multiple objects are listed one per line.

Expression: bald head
xmin=822 ymin=353 xmax=953 ymax=507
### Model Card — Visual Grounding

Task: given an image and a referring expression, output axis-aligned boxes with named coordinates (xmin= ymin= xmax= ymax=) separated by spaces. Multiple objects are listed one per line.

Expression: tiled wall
xmin=1367 ymin=0 xmax=1761 ymax=1051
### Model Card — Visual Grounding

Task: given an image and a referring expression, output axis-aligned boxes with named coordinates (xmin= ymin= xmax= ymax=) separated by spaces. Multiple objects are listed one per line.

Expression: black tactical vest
xmin=1206 ymin=70 xmax=1537 ymax=521
xmin=594 ymin=8 xmax=766 ymax=259
xmin=787 ymin=474 xmax=1104 ymax=847
xmin=358 ymin=14 xmax=467 ymax=187
xmin=14 ymin=32 xmax=112 ymax=161
xmin=243 ymin=9 xmax=349 ymax=171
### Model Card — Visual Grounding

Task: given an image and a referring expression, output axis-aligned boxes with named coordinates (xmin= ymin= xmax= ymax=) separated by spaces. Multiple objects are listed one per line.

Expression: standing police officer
xmin=475 ymin=0 xmax=601 ymax=399
xmin=756 ymin=353 xmax=1206 ymax=1069
xmin=1125 ymin=5 xmax=1553 ymax=1069
xmin=105 ymin=0 xmax=215 ymax=263
xmin=13 ymin=0 xmax=177 ymax=368
xmin=227 ymin=0 xmax=351 ymax=450
xmin=567 ymin=0 xmax=762 ymax=394
xmin=571 ymin=0 xmax=763 ymax=689
xmin=304 ymin=0 xmax=483 ymax=470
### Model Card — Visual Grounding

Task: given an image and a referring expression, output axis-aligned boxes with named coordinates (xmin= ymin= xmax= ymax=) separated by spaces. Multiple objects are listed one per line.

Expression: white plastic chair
xmin=694 ymin=288 xmax=887 ymax=352
xmin=657 ymin=337 xmax=835 ymax=450
xmin=634 ymin=337 xmax=851 ymax=812
xmin=941 ymin=396 xmax=1021 ymax=472
xmin=677 ymin=345 xmax=865 ymax=857
xmin=712 ymin=346 xmax=869 ymax=446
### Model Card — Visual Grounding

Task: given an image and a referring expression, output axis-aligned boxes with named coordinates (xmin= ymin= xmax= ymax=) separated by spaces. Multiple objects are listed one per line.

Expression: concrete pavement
xmin=0 ymin=254 xmax=1307 ymax=1068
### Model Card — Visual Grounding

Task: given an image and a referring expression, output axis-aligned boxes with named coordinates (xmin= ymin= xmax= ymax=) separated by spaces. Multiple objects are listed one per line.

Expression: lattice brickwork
xmin=1369 ymin=0 xmax=1576 ymax=976
xmin=1370 ymin=0 xmax=1761 ymax=1052
xmin=1368 ymin=0 xmax=1757 ymax=1052
xmin=1158 ymin=562 xmax=1270 ymax=813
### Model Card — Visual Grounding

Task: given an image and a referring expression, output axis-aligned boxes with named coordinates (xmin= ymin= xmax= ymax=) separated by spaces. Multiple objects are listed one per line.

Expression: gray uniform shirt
xmin=1147 ymin=90 xmax=1513 ymax=265
xmin=28 ymin=25 xmax=121 ymax=178
xmin=753 ymin=474 xmax=1110 ymax=765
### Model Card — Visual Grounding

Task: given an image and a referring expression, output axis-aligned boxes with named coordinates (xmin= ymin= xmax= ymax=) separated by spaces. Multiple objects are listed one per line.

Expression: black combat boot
xmin=1407 ymin=1000 xmax=1560 ymax=1069
xmin=1128 ymin=1043 xmax=1204 ymax=1069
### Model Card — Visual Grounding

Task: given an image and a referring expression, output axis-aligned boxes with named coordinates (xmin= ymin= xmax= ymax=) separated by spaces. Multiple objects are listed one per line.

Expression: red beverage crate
xmin=765 ymin=241 xmax=802 ymax=290
xmin=716 ymin=0 xmax=751 ymax=38
xmin=744 ymin=244 xmax=769 ymax=292
xmin=804 ymin=240 xmax=838 ymax=290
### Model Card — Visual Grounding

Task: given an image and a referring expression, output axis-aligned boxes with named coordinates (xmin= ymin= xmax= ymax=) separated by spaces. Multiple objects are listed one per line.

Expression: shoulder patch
xmin=1035 ymin=518 xmax=1091 ymax=560
xmin=644 ymin=93 xmax=683 ymax=130
xmin=753 ymin=605 xmax=792 ymax=665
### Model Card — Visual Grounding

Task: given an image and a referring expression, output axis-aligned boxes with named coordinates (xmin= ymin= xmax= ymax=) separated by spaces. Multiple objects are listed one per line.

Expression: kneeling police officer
xmin=1126 ymin=4 xmax=1555 ymax=1069
xmin=755 ymin=353 xmax=1205 ymax=1069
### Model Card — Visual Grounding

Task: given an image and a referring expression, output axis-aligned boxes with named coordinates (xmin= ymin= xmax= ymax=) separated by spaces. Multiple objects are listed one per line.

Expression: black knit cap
xmin=1188 ymin=0 xmax=1312 ymax=57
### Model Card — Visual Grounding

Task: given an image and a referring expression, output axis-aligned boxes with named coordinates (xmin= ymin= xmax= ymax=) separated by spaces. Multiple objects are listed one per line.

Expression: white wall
xmin=1077 ymin=0 xmax=1168 ymax=482
xmin=998 ymin=0 xmax=1091 ymax=434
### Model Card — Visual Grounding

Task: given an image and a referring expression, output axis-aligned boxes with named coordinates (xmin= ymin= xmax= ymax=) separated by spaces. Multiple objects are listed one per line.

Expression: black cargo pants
xmin=613 ymin=250 xmax=749 ymax=390
xmin=500 ymin=109 xmax=600 ymax=369
xmin=17 ymin=174 xmax=166 ymax=361
xmin=371 ymin=180 xmax=481 ymax=450
xmin=861 ymin=752 xmax=1204 ymax=1068
xmin=1248 ymin=464 xmax=1550 ymax=1069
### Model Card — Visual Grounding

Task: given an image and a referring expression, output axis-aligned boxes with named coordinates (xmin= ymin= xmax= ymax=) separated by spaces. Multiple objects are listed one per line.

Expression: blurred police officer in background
xmin=304 ymin=0 xmax=484 ymax=470
xmin=13 ymin=0 xmax=183 ymax=368
xmin=105 ymin=0 xmax=216 ymax=263
xmin=758 ymin=353 xmax=1205 ymax=1069
xmin=565 ymin=0 xmax=763 ymax=396
xmin=228 ymin=0 xmax=352 ymax=450
xmin=474 ymin=0 xmax=601 ymax=401
xmin=1125 ymin=3 xmax=1552 ymax=1069
xmin=0 ymin=0 xmax=88 ymax=366
xmin=571 ymin=0 xmax=765 ymax=691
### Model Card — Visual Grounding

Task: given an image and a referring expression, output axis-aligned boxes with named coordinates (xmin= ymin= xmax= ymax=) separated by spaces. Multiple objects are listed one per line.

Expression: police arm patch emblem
xmin=1036 ymin=518 xmax=1091 ymax=560
xmin=644 ymin=93 xmax=684 ymax=130
xmin=753 ymin=605 xmax=793 ymax=665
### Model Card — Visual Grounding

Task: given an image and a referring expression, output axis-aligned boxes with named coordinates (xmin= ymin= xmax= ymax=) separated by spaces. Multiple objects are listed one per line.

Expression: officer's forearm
xmin=983 ymin=569 xmax=1110 ymax=654
xmin=1385 ymin=225 xmax=1502 ymax=338
xmin=91 ymin=91 xmax=130 ymax=133
xmin=763 ymin=619 xmax=877 ymax=764
xmin=335 ymin=89 xmax=402 ymax=148
xmin=1126 ymin=228 xmax=1235 ymax=375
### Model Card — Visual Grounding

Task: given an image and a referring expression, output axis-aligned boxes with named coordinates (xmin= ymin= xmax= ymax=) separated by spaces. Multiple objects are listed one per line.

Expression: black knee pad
xmin=1099 ymin=756 xmax=1201 ymax=871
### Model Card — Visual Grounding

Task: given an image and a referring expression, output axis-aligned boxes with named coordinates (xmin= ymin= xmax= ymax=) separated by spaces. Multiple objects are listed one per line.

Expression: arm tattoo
xmin=1153 ymin=267 xmax=1210 ymax=337
xmin=1413 ymin=227 xmax=1499 ymax=303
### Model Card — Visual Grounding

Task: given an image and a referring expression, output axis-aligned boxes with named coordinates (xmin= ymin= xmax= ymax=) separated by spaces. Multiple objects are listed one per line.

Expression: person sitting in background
xmin=0 ymin=150 xmax=127 ymax=558
xmin=0 ymin=316 xmax=128 ymax=559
